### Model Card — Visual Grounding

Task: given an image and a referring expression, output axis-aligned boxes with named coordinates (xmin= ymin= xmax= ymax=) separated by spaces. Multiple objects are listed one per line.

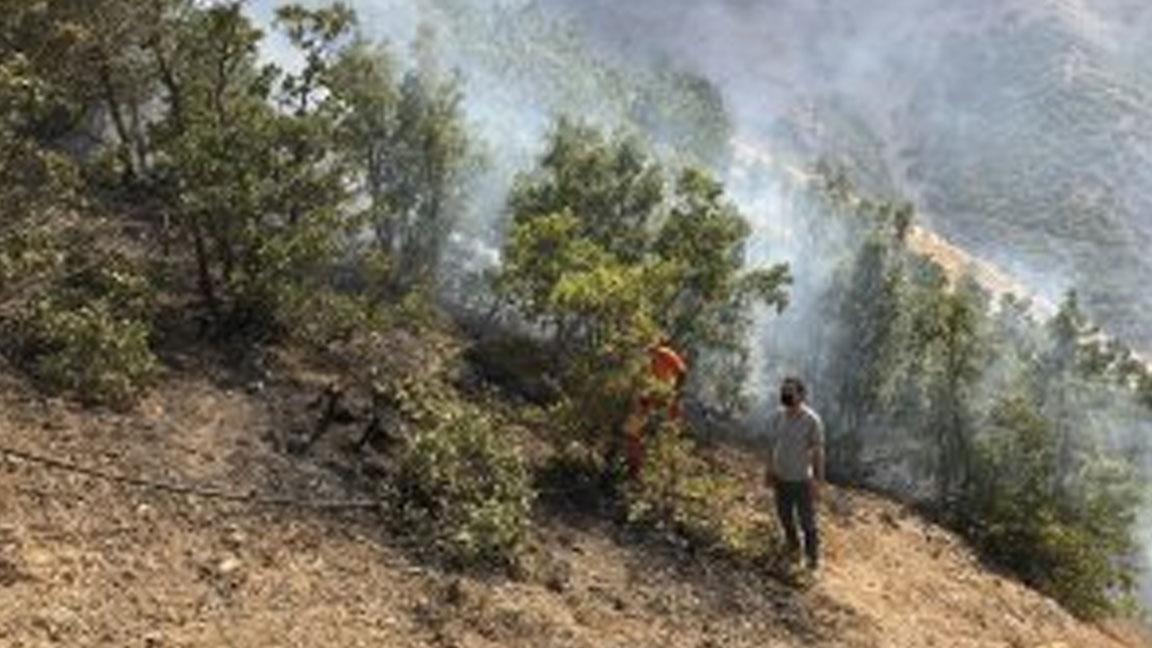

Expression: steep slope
xmin=892 ymin=0 xmax=1152 ymax=351
xmin=0 ymin=351 xmax=1146 ymax=647
xmin=787 ymin=0 xmax=1152 ymax=352
xmin=538 ymin=0 xmax=1152 ymax=352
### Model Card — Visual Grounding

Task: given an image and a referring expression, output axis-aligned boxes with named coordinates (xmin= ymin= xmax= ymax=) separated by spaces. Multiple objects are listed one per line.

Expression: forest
xmin=3 ymin=0 xmax=1152 ymax=624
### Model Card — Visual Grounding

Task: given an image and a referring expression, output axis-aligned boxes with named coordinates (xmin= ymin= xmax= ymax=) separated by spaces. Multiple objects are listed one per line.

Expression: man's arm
xmin=810 ymin=415 xmax=826 ymax=500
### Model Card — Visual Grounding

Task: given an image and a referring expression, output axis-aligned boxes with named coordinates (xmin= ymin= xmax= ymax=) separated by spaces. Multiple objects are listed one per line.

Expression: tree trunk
xmin=190 ymin=215 xmax=217 ymax=315
xmin=97 ymin=63 xmax=138 ymax=184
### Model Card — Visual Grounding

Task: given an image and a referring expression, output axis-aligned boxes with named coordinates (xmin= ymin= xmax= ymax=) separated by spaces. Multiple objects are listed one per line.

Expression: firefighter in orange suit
xmin=622 ymin=337 xmax=688 ymax=480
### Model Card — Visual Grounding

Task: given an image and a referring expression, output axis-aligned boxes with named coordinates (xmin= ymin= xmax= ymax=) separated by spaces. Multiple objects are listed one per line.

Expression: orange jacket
xmin=649 ymin=345 xmax=687 ymax=385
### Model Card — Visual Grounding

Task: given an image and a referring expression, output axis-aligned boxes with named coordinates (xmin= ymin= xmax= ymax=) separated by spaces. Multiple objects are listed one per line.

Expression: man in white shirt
xmin=765 ymin=376 xmax=826 ymax=570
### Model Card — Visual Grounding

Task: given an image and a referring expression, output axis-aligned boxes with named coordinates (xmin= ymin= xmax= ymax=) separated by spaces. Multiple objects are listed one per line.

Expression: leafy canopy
xmin=495 ymin=118 xmax=790 ymax=423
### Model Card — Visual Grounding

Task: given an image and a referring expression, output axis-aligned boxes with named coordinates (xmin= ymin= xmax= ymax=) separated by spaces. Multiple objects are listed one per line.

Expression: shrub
xmin=964 ymin=396 xmax=1141 ymax=619
xmin=534 ymin=439 xmax=619 ymax=516
xmin=5 ymin=243 xmax=158 ymax=408
xmin=625 ymin=423 xmax=773 ymax=562
xmin=277 ymin=286 xmax=385 ymax=349
xmin=24 ymin=298 xmax=158 ymax=407
xmin=396 ymin=407 xmax=535 ymax=568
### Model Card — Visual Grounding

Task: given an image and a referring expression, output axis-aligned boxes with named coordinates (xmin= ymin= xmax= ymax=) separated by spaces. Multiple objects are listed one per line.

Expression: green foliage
xmin=815 ymin=175 xmax=1144 ymax=618
xmin=0 ymin=47 xmax=83 ymax=226
xmin=0 ymin=0 xmax=473 ymax=328
xmin=1 ymin=0 xmax=484 ymax=404
xmin=10 ymin=248 xmax=158 ymax=407
xmin=23 ymin=298 xmax=157 ymax=407
xmin=396 ymin=403 xmax=534 ymax=568
xmin=819 ymin=188 xmax=991 ymax=493
xmin=0 ymin=11 xmax=159 ymax=407
xmin=495 ymin=119 xmax=790 ymax=433
xmin=277 ymin=285 xmax=388 ymax=351
xmin=146 ymin=2 xmax=351 ymax=323
xmin=965 ymin=396 xmax=1141 ymax=619
xmin=0 ymin=0 xmax=478 ymax=334
xmin=508 ymin=119 xmax=664 ymax=264
xmin=0 ymin=224 xmax=65 ymax=289
xmin=625 ymin=425 xmax=774 ymax=561
xmin=0 ymin=0 xmax=155 ymax=154
xmin=325 ymin=33 xmax=476 ymax=295
xmin=824 ymin=233 xmax=907 ymax=480
xmin=912 ymin=275 xmax=990 ymax=498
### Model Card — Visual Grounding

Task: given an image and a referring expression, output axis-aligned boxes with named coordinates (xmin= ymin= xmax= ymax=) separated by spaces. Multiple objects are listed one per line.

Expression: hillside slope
xmin=540 ymin=0 xmax=1152 ymax=351
xmin=0 ymin=346 xmax=1146 ymax=648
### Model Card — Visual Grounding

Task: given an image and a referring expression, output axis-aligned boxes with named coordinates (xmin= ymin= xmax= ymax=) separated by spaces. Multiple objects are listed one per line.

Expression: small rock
xmin=223 ymin=527 xmax=247 ymax=549
xmin=217 ymin=556 xmax=243 ymax=576
xmin=286 ymin=434 xmax=311 ymax=455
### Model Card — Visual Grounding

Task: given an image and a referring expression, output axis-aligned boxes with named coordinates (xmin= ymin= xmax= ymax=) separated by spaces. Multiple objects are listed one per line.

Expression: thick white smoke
xmin=541 ymin=0 xmax=1152 ymax=349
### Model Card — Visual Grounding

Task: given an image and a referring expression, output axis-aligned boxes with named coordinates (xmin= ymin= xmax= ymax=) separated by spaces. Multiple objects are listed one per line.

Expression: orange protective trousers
xmin=625 ymin=346 xmax=687 ymax=480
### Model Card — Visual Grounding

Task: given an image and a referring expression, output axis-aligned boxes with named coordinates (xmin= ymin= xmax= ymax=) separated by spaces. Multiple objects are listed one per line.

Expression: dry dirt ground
xmin=0 ymin=359 xmax=1148 ymax=648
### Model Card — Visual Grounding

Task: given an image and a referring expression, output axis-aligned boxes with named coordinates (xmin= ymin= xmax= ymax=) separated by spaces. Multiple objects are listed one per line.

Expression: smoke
xmin=248 ymin=0 xmax=1152 ymax=341
xmin=249 ymin=0 xmax=1152 ymax=606
xmin=540 ymin=0 xmax=1152 ymax=350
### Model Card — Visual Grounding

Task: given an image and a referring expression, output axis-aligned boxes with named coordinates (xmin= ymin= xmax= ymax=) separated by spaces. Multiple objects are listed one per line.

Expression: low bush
xmin=277 ymin=286 xmax=387 ymax=349
xmin=396 ymin=404 xmax=535 ymax=568
xmin=5 ymin=242 xmax=158 ymax=408
xmin=625 ymin=423 xmax=773 ymax=562
xmin=23 ymin=298 xmax=157 ymax=406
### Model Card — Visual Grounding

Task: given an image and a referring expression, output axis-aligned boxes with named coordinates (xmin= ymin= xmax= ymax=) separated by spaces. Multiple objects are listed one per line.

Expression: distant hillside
xmin=541 ymin=0 xmax=1152 ymax=352
xmin=890 ymin=0 xmax=1152 ymax=353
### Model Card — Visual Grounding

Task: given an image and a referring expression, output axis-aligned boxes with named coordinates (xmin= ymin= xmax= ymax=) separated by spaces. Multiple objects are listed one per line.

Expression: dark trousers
xmin=774 ymin=480 xmax=819 ymax=566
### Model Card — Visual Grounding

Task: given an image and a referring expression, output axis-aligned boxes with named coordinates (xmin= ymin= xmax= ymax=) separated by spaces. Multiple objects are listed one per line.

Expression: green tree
xmin=798 ymin=164 xmax=1144 ymax=618
xmin=144 ymin=2 xmax=353 ymax=324
xmin=1038 ymin=291 xmax=1116 ymax=487
xmin=922 ymin=275 xmax=990 ymax=500
xmin=654 ymin=168 xmax=790 ymax=412
xmin=495 ymin=119 xmax=789 ymax=430
xmin=0 ymin=9 xmax=159 ymax=406
xmin=0 ymin=0 xmax=172 ymax=178
xmin=631 ymin=66 xmax=733 ymax=169
xmin=967 ymin=395 xmax=1140 ymax=618
xmin=507 ymin=119 xmax=664 ymax=269
xmin=325 ymin=31 xmax=475 ymax=296
xmin=824 ymin=232 xmax=907 ymax=481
